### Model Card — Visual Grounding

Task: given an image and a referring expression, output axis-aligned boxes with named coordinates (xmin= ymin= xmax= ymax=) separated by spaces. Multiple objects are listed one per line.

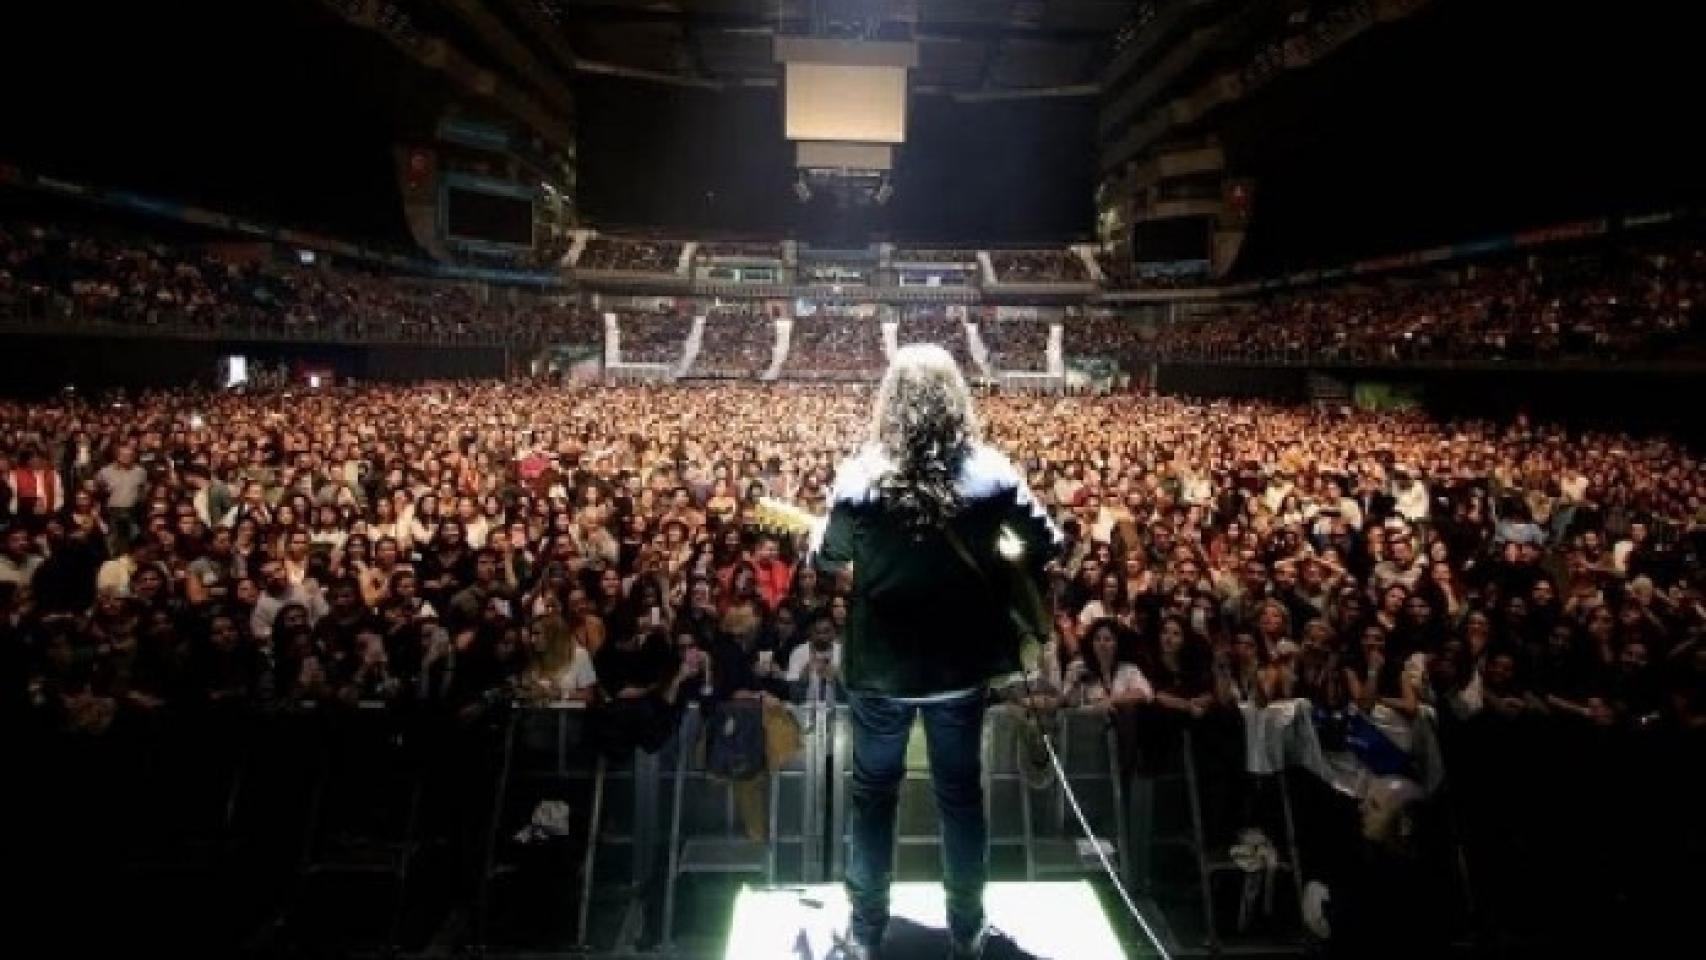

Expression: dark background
xmin=1224 ymin=0 xmax=1704 ymax=273
xmin=1133 ymin=215 xmax=1213 ymax=262
xmin=573 ymin=74 xmax=1097 ymax=245
xmin=0 ymin=0 xmax=430 ymax=249
xmin=446 ymin=187 xmax=535 ymax=246
xmin=0 ymin=1 xmax=1698 ymax=257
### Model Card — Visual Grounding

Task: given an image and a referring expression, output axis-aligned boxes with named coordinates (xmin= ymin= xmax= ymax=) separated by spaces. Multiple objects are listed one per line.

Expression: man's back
xmin=816 ymin=443 xmax=1060 ymax=697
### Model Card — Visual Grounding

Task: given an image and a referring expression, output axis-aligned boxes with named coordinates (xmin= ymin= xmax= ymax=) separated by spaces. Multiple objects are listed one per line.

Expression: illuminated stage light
xmin=724 ymin=881 xmax=1128 ymax=960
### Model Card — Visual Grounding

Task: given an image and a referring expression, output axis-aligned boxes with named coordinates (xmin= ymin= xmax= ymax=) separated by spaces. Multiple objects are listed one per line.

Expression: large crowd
xmin=895 ymin=309 xmax=977 ymax=373
xmin=982 ymin=319 xmax=1051 ymax=371
xmin=1066 ymin=312 xmax=1150 ymax=358
xmin=576 ymin=236 xmax=683 ymax=274
xmin=784 ymin=317 xmax=887 ymax=377
xmin=10 ymin=217 xmax=1702 ymax=373
xmin=1148 ymin=240 xmax=1705 ymax=364
xmin=3 ymin=378 xmax=1703 ymax=950
xmin=614 ymin=311 xmax=693 ymax=365
xmin=689 ymin=305 xmax=776 ymax=377
xmin=989 ymin=250 xmax=1091 ymax=284
xmin=5 ymin=380 xmax=1700 ymax=735
xmin=0 ymin=220 xmax=599 ymax=345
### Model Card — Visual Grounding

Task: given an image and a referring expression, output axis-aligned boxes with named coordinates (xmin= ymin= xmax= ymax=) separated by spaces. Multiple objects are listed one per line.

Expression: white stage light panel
xmin=724 ymin=881 xmax=1128 ymax=960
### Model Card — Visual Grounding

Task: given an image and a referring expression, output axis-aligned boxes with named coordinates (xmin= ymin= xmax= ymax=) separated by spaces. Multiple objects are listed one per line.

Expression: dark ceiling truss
xmin=526 ymin=0 xmax=1134 ymax=89
xmin=537 ymin=5 xmax=1117 ymax=43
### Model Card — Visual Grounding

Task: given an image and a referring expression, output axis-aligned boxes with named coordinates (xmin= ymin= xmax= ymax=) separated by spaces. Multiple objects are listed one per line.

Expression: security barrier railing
xmin=21 ymin=692 xmax=1617 ymax=956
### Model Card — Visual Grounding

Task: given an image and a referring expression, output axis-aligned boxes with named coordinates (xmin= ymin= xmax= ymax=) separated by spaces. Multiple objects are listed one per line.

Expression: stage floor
xmin=723 ymin=881 xmax=1129 ymax=960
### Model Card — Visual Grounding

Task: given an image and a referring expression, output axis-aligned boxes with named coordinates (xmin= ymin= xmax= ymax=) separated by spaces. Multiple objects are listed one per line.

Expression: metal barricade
xmin=1134 ymin=717 xmax=1310 ymax=953
xmin=110 ymin=708 xmax=254 ymax=874
xmin=1195 ymin=763 xmax=1307 ymax=945
xmin=1018 ymin=706 xmax=1133 ymax=884
xmin=475 ymin=700 xmax=607 ymax=951
xmin=271 ymin=700 xmax=435 ymax=952
xmin=660 ymin=699 xmax=829 ymax=947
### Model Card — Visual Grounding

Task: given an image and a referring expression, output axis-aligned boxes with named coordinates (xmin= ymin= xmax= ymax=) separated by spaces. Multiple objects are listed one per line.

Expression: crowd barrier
xmin=17 ymin=693 xmax=1697 ymax=954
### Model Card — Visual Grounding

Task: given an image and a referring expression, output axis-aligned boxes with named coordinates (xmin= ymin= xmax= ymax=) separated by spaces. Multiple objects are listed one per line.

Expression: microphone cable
xmin=1007 ymin=666 xmax=1176 ymax=960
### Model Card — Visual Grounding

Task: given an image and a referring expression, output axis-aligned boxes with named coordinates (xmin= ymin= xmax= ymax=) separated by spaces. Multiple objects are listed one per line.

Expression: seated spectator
xmin=785 ymin=316 xmax=886 ymax=378
xmin=576 ymin=236 xmax=683 ymax=273
xmin=990 ymin=250 xmax=1091 ymax=284
xmin=896 ymin=309 xmax=976 ymax=372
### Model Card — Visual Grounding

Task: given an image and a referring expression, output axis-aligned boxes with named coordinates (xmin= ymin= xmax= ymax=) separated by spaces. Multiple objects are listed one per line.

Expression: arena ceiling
xmin=528 ymin=0 xmax=1130 ymax=93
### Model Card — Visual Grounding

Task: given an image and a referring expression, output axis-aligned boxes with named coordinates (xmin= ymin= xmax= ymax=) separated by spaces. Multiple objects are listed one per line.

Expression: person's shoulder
xmin=957 ymin=444 xmax=1026 ymax=500
xmin=829 ymin=446 xmax=890 ymax=506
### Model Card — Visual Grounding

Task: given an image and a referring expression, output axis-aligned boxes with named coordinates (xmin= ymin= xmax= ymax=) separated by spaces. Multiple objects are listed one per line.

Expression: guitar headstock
xmin=751 ymin=497 xmax=820 ymax=538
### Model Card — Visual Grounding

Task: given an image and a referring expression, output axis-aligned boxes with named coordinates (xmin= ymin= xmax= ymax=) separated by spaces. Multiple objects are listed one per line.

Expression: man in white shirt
xmin=784 ymin=616 xmax=844 ymax=699
xmin=1559 ymin=470 xmax=1589 ymax=504
xmin=1308 ymin=480 xmax=1362 ymax=537
xmin=0 ymin=526 xmax=43 ymax=587
xmin=1178 ymin=460 xmax=1213 ymax=505
xmin=1372 ymin=531 xmax=1427 ymax=592
xmin=1263 ymin=472 xmax=1295 ymax=514
xmin=95 ymin=445 xmax=148 ymax=553
xmin=251 ymin=558 xmax=329 ymax=641
xmin=1392 ymin=468 xmax=1431 ymax=527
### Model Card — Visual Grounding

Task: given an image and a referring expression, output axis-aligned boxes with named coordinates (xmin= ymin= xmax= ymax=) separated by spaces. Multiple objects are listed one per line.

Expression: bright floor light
xmin=724 ymin=881 xmax=1128 ymax=959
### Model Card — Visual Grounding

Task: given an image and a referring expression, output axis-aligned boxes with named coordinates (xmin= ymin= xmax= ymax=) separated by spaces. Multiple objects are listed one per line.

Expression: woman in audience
xmin=1077 ymin=574 xmax=1134 ymax=637
xmin=1146 ymin=615 xmax=1217 ymax=718
xmin=527 ymin=613 xmax=598 ymax=702
xmin=1062 ymin=618 xmax=1153 ymax=709
xmin=418 ymin=520 xmax=473 ymax=616
xmin=786 ymin=563 xmax=831 ymax=621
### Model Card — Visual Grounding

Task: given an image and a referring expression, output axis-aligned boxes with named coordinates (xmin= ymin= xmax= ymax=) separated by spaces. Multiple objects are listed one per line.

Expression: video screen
xmin=785 ymin=63 xmax=908 ymax=144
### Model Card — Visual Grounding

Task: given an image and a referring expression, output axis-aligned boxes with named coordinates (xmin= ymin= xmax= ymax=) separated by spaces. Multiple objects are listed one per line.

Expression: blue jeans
xmin=846 ymin=690 xmax=987 ymax=945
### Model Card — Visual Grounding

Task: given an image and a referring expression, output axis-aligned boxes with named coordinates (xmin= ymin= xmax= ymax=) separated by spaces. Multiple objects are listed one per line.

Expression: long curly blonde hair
xmin=869 ymin=343 xmax=980 ymax=529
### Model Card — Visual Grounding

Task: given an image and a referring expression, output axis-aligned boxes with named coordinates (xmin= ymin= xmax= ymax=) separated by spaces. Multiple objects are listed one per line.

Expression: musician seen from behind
xmin=810 ymin=344 xmax=1063 ymax=960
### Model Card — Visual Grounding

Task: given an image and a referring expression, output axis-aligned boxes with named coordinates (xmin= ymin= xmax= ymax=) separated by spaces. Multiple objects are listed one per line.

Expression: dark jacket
xmin=815 ymin=443 xmax=1062 ymax=697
